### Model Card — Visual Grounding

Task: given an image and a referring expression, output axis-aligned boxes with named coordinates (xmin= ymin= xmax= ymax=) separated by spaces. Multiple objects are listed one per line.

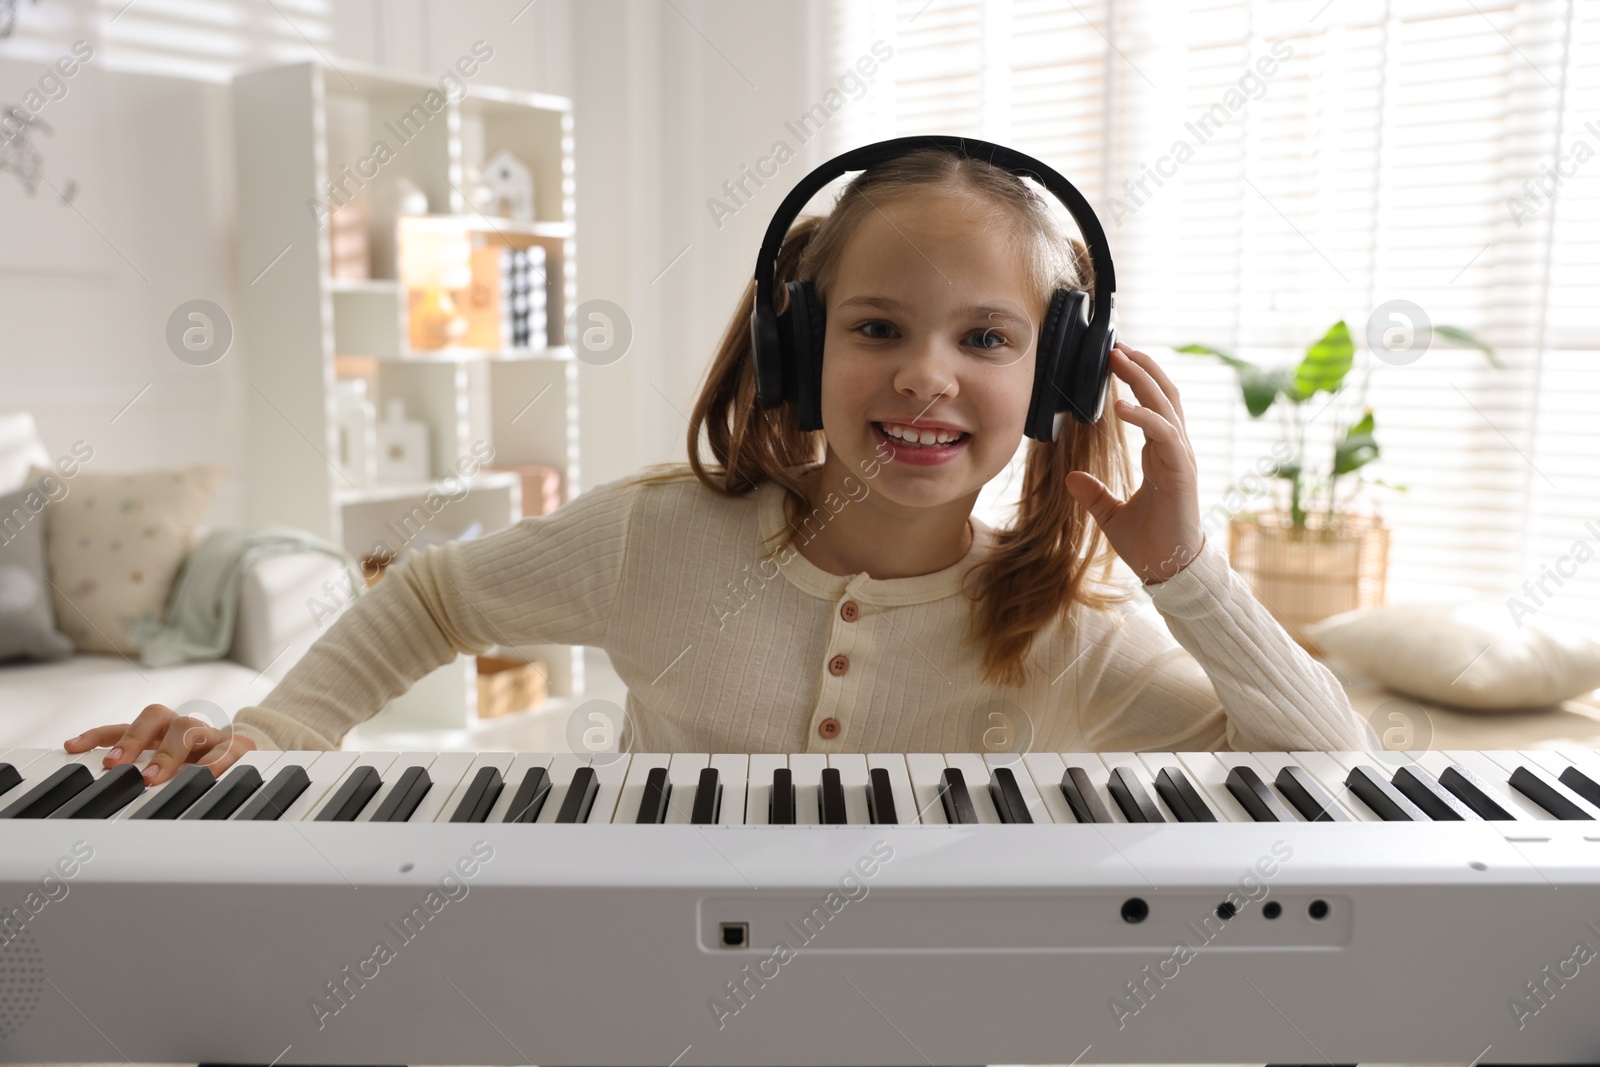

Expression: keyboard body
xmin=2 ymin=745 xmax=1599 ymax=1066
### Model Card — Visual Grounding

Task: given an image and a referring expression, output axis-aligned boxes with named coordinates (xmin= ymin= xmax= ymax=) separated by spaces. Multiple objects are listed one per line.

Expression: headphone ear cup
xmin=1025 ymin=289 xmax=1088 ymax=442
xmin=778 ymin=279 xmax=826 ymax=431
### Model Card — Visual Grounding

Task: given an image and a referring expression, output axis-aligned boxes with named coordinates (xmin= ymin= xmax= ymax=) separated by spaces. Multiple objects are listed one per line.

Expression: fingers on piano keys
xmin=3 ymin=745 xmax=1597 ymax=826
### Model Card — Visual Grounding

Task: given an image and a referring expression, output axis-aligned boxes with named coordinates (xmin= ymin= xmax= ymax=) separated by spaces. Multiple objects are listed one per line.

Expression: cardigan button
xmin=818 ymin=717 xmax=841 ymax=740
xmin=828 ymin=654 xmax=849 ymax=676
xmin=840 ymin=599 xmax=859 ymax=622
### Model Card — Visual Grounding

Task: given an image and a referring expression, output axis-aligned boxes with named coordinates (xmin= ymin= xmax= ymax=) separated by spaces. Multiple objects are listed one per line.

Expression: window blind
xmin=822 ymin=0 xmax=1600 ymax=637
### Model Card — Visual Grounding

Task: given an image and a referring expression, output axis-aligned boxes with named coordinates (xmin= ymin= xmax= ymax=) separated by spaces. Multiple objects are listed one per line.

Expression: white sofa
xmin=0 ymin=413 xmax=345 ymax=749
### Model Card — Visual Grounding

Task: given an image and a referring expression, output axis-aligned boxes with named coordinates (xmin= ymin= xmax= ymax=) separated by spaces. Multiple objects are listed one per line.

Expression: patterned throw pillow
xmin=35 ymin=464 xmax=224 ymax=654
xmin=0 ymin=481 xmax=74 ymax=662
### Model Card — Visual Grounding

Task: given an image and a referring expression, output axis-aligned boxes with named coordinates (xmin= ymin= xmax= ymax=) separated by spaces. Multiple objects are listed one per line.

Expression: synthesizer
xmin=1 ymin=744 xmax=1598 ymax=1066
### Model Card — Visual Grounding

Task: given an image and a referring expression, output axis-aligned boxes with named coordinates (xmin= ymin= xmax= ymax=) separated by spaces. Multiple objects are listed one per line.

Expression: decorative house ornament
xmin=479 ymin=147 xmax=534 ymax=220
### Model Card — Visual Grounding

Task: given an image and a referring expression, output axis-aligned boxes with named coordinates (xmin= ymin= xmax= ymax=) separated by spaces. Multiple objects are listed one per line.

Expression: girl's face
xmin=820 ymin=188 xmax=1041 ymax=509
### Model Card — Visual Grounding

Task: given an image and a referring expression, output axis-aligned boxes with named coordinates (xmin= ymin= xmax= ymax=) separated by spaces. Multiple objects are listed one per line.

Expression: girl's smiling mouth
xmin=871 ymin=420 xmax=972 ymax=464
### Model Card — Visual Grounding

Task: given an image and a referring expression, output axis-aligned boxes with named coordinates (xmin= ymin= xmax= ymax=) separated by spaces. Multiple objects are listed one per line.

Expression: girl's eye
xmin=856 ymin=321 xmax=897 ymax=340
xmin=967 ymin=328 xmax=1007 ymax=351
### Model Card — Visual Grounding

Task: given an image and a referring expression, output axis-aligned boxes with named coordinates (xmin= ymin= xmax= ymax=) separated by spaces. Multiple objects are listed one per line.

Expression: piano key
xmin=1435 ymin=764 xmax=1519 ymax=820
xmin=989 ymin=767 xmax=1034 ymax=823
xmin=867 ymin=767 xmax=898 ymax=824
xmin=827 ymin=753 xmax=872 ymax=825
xmin=48 ymin=765 xmax=145 ymax=819
xmin=687 ymin=767 xmax=721 ymax=825
xmin=505 ymin=766 xmax=554 ymax=823
xmin=865 ymin=753 xmax=918 ymax=825
xmin=769 ymin=767 xmax=796 ymax=825
xmin=819 ymin=767 xmax=847 ymax=824
xmin=1153 ymin=766 xmax=1217 ymax=822
xmin=448 ymin=765 xmax=505 ymax=823
xmin=0 ymin=763 xmax=95 ymax=818
xmin=182 ymin=765 xmax=265 ymax=820
xmin=1225 ymin=765 xmax=1297 ymax=822
xmin=1274 ymin=765 xmax=1350 ymax=822
xmin=1441 ymin=751 xmax=1553 ymax=821
xmin=1059 ymin=768 xmax=1115 ymax=824
xmin=744 ymin=754 xmax=785 ymax=826
xmin=482 ymin=754 xmax=555 ymax=821
xmin=373 ymin=766 xmax=432 ymax=822
xmin=532 ymin=755 xmax=595 ymax=824
xmin=1517 ymin=750 xmax=1600 ymax=810
xmin=1505 ymin=765 xmax=1597 ymax=821
xmin=273 ymin=752 xmax=361 ymax=821
xmin=1559 ymin=765 xmax=1600 ymax=809
xmin=1167 ymin=753 xmax=1257 ymax=822
xmin=1281 ymin=751 xmax=1381 ymax=822
xmin=0 ymin=749 xmax=61 ymax=806
xmin=942 ymin=753 xmax=1002 ymax=823
xmin=314 ymin=765 xmax=385 ymax=821
xmin=1390 ymin=766 xmax=1479 ymax=821
xmin=128 ymin=765 xmax=216 ymax=820
xmin=236 ymin=765 xmax=312 ymax=821
xmin=664 ymin=754 xmax=710 ymax=825
xmin=904 ymin=753 xmax=951 ymax=825
xmin=345 ymin=753 xmax=415 ymax=822
xmin=401 ymin=753 xmax=474 ymax=823
xmin=985 ymin=754 xmax=1053 ymax=823
xmin=1058 ymin=754 xmax=1129 ymax=824
xmin=122 ymin=749 xmax=282 ymax=822
xmin=0 ymin=762 xmax=20 ymax=801
xmin=589 ymin=752 xmax=634 ymax=824
xmin=1018 ymin=754 xmax=1078 ymax=824
xmin=636 ymin=765 xmax=671 ymax=824
xmin=554 ymin=765 xmax=600 ymax=823
xmin=1106 ymin=765 xmax=1165 ymax=822
xmin=1342 ymin=765 xmax=1429 ymax=821
xmin=789 ymin=754 xmax=827 ymax=825
xmin=613 ymin=753 xmax=669 ymax=825
xmin=938 ymin=766 xmax=979 ymax=825
xmin=709 ymin=754 xmax=748 ymax=826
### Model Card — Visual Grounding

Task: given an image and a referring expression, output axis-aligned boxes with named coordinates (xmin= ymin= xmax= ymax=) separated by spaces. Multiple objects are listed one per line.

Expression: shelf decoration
xmin=457 ymin=245 xmax=548 ymax=350
xmin=475 ymin=147 xmax=534 ymax=221
xmin=333 ymin=378 xmax=378 ymax=488
xmin=328 ymin=199 xmax=370 ymax=280
xmin=401 ymin=223 xmax=473 ymax=349
xmin=374 ymin=399 xmax=431 ymax=483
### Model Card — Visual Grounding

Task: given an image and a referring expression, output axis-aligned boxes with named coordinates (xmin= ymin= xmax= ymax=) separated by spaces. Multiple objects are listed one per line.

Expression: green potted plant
xmin=1179 ymin=320 xmax=1499 ymax=646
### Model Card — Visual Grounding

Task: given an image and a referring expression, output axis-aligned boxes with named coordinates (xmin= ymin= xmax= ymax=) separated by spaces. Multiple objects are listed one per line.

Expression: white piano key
xmin=1247 ymin=751 xmax=1367 ymax=822
xmin=1 ymin=747 xmax=143 ymax=816
xmin=942 ymin=752 xmax=1002 ymax=823
xmin=1098 ymin=752 xmax=1180 ymax=822
xmin=1405 ymin=750 xmax=1528 ymax=820
xmin=276 ymin=751 xmax=364 ymax=821
xmin=663 ymin=753 xmax=710 ymax=825
xmin=745 ymin=754 xmax=786 ymax=826
xmin=1481 ymin=750 xmax=1600 ymax=819
xmin=318 ymin=752 xmax=399 ymax=822
xmin=1445 ymin=750 xmax=1558 ymax=821
xmin=788 ymin=753 xmax=827 ymax=826
xmin=1019 ymin=753 xmax=1078 ymax=824
xmin=1557 ymin=748 xmax=1600 ymax=781
xmin=903 ymin=753 xmax=950 ymax=825
xmin=865 ymin=753 xmax=920 ymax=825
xmin=587 ymin=753 xmax=632 ymax=824
xmin=984 ymin=754 xmax=1055 ymax=822
xmin=533 ymin=753 xmax=594 ymax=824
xmin=115 ymin=750 xmax=285 ymax=820
xmin=433 ymin=752 xmax=516 ymax=822
xmin=486 ymin=753 xmax=558 ymax=822
xmin=402 ymin=752 xmax=475 ymax=823
xmin=1057 ymin=753 xmax=1128 ymax=823
xmin=613 ymin=753 xmax=671 ymax=824
xmin=828 ymin=753 xmax=872 ymax=825
xmin=710 ymin=753 xmax=749 ymax=826
xmin=1169 ymin=753 xmax=1260 ymax=822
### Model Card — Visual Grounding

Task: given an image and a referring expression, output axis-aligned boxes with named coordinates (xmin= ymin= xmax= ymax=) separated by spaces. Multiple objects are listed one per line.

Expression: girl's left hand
xmin=1065 ymin=342 xmax=1206 ymax=585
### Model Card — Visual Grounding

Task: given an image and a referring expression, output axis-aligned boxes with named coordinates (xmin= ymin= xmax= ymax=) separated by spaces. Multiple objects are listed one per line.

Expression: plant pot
xmin=1227 ymin=511 xmax=1390 ymax=655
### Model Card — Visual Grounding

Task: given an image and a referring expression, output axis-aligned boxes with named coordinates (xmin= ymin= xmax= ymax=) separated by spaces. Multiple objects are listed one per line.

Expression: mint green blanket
xmin=132 ymin=525 xmax=361 ymax=668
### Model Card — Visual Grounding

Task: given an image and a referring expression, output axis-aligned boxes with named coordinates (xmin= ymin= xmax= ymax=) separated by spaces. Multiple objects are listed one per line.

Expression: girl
xmin=69 ymin=147 xmax=1375 ymax=782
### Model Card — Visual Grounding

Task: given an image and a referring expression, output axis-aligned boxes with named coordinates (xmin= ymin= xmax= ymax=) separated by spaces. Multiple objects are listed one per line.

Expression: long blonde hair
xmin=624 ymin=147 xmax=1136 ymax=688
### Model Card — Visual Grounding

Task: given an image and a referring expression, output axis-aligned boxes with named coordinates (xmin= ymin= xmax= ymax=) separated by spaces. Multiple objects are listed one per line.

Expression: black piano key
xmin=0 ymin=763 xmax=20 ymax=799
xmin=819 ymin=767 xmax=847 ymax=824
xmin=1059 ymin=766 xmax=1112 ymax=824
xmin=690 ymin=767 xmax=723 ymax=825
xmin=1438 ymin=764 xmax=1518 ymax=820
xmin=1226 ymin=765 xmax=1296 ymax=822
xmin=49 ymin=765 xmax=145 ymax=819
xmin=1155 ymin=767 xmax=1216 ymax=823
xmin=636 ymin=766 xmax=670 ymax=824
xmin=181 ymin=765 xmax=264 ymax=820
xmin=314 ymin=766 xmax=384 ymax=821
xmin=132 ymin=765 xmax=218 ymax=820
xmin=1274 ymin=766 xmax=1349 ymax=822
xmin=1509 ymin=765 xmax=1596 ymax=821
xmin=449 ymin=766 xmax=504 ymax=823
xmin=1558 ymin=765 xmax=1600 ymax=809
xmin=1 ymin=764 xmax=95 ymax=819
xmin=506 ymin=767 xmax=553 ymax=823
xmin=1108 ymin=766 xmax=1165 ymax=823
xmin=867 ymin=767 xmax=898 ymax=825
xmin=373 ymin=767 xmax=432 ymax=822
xmin=236 ymin=766 xmax=311 ymax=821
xmin=989 ymin=766 xmax=1034 ymax=824
xmin=1345 ymin=766 xmax=1427 ymax=821
xmin=557 ymin=766 xmax=601 ymax=823
xmin=1391 ymin=766 xmax=1478 ymax=821
xmin=769 ymin=767 xmax=795 ymax=825
xmin=938 ymin=767 xmax=978 ymax=825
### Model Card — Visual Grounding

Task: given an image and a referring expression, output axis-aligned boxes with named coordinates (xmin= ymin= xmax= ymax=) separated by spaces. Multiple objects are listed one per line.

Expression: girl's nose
xmin=893 ymin=338 xmax=961 ymax=399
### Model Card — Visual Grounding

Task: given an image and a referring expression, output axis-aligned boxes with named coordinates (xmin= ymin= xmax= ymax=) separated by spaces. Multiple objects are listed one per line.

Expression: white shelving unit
xmin=232 ymin=58 xmax=585 ymax=739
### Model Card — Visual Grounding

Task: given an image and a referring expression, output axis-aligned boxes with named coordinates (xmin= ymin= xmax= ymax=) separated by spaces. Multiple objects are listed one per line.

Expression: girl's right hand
xmin=63 ymin=703 xmax=258 ymax=786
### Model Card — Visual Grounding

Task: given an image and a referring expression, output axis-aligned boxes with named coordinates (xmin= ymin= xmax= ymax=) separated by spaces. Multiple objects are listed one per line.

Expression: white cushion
xmin=0 ymin=411 xmax=50 ymax=494
xmin=1307 ymin=602 xmax=1600 ymax=711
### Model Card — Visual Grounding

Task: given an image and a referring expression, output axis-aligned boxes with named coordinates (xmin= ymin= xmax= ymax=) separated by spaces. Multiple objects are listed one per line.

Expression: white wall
xmin=1 ymin=0 xmax=828 ymax=519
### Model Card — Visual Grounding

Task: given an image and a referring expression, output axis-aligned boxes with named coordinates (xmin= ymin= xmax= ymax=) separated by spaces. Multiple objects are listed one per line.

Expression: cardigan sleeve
xmin=1072 ymin=534 xmax=1380 ymax=754
xmin=227 ymin=473 xmax=640 ymax=751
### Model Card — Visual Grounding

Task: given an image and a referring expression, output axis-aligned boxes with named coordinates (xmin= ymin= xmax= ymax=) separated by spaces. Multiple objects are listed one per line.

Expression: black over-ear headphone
xmin=749 ymin=135 xmax=1117 ymax=443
